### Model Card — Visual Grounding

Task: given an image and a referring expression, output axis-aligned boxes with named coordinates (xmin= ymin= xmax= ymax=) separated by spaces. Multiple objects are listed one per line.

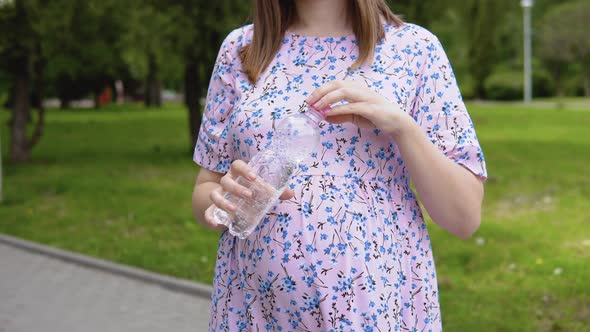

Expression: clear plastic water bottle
xmin=214 ymin=105 xmax=327 ymax=239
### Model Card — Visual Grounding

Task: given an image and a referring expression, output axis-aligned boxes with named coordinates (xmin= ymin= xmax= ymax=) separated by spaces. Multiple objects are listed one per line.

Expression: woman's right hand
xmin=202 ymin=160 xmax=295 ymax=230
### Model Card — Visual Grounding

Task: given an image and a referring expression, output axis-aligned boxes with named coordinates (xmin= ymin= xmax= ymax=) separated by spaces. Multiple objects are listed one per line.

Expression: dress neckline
xmin=284 ymin=30 xmax=356 ymax=42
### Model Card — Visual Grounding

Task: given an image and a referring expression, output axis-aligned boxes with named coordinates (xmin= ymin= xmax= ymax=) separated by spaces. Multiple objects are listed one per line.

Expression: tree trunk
xmin=10 ymin=71 xmax=31 ymax=163
xmin=552 ymin=63 xmax=564 ymax=97
xmin=145 ymin=54 xmax=161 ymax=107
xmin=33 ymin=60 xmax=45 ymax=112
xmin=58 ymin=80 xmax=71 ymax=109
xmin=60 ymin=96 xmax=71 ymax=109
xmin=28 ymin=54 xmax=46 ymax=149
xmin=152 ymin=79 xmax=162 ymax=106
xmin=185 ymin=60 xmax=202 ymax=152
xmin=93 ymin=91 xmax=101 ymax=109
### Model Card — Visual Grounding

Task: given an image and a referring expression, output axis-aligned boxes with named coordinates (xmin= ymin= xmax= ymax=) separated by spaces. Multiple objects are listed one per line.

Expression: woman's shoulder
xmin=383 ymin=22 xmax=441 ymax=46
xmin=220 ymin=24 xmax=254 ymax=52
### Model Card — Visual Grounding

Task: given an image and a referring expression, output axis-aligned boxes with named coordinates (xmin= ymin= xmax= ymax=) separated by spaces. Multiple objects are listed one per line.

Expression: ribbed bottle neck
xmin=305 ymin=105 xmax=326 ymax=125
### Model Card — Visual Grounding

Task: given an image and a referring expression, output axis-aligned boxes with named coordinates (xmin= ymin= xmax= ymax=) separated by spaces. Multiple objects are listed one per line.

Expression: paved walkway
xmin=0 ymin=240 xmax=211 ymax=332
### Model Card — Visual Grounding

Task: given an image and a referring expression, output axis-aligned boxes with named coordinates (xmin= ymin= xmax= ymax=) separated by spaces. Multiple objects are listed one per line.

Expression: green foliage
xmin=538 ymin=1 xmax=590 ymax=63
xmin=484 ymin=70 xmax=523 ymax=101
xmin=532 ymin=61 xmax=556 ymax=98
xmin=119 ymin=2 xmax=183 ymax=84
xmin=484 ymin=63 xmax=555 ymax=101
xmin=42 ymin=0 xmax=129 ymax=101
xmin=538 ymin=1 xmax=590 ymax=96
xmin=387 ymin=1 xmax=447 ymax=27
xmin=3 ymin=0 xmax=587 ymax=103
xmin=429 ymin=7 xmax=469 ymax=75
xmin=426 ymin=7 xmax=476 ymax=99
xmin=393 ymin=0 xmax=590 ymax=99
xmin=173 ymin=0 xmax=250 ymax=79
xmin=41 ymin=0 xmax=123 ymax=80
xmin=462 ymin=1 xmax=517 ymax=98
xmin=564 ymin=72 xmax=586 ymax=96
xmin=1 ymin=102 xmax=589 ymax=330
xmin=0 ymin=0 xmax=131 ymax=102
xmin=0 ymin=0 xmax=40 ymax=73
xmin=457 ymin=74 xmax=476 ymax=100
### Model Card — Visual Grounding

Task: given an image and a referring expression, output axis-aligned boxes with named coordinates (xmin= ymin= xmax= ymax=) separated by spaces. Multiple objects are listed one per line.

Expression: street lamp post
xmin=521 ymin=0 xmax=534 ymax=104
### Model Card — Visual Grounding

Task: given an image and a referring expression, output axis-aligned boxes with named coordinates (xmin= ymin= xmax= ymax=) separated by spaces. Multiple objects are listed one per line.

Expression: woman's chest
xmin=227 ymin=38 xmax=420 ymax=167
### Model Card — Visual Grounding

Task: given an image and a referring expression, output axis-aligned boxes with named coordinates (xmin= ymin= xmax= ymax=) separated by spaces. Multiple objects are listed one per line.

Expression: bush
xmin=484 ymin=70 xmax=523 ymax=100
xmin=532 ymin=59 xmax=555 ymax=98
xmin=564 ymin=75 xmax=585 ymax=97
xmin=484 ymin=65 xmax=555 ymax=100
xmin=0 ymin=91 xmax=6 ymax=108
xmin=457 ymin=74 xmax=476 ymax=100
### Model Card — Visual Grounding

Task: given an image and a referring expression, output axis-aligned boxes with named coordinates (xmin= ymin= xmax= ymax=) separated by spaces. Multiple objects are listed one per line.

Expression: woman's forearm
xmin=393 ymin=116 xmax=484 ymax=239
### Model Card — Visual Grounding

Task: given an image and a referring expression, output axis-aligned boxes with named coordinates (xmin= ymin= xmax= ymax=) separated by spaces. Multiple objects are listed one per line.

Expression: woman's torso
xmin=208 ymin=23 xmax=443 ymax=331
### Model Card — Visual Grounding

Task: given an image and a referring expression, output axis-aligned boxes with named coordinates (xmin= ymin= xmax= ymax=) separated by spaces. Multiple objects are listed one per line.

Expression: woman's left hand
xmin=306 ymin=80 xmax=412 ymax=139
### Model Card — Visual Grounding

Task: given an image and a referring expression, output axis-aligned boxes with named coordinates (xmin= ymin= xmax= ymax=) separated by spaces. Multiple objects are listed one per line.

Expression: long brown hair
xmin=239 ymin=0 xmax=403 ymax=84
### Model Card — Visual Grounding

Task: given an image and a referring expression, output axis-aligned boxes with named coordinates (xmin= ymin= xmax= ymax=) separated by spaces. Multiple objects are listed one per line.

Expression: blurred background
xmin=0 ymin=0 xmax=588 ymax=331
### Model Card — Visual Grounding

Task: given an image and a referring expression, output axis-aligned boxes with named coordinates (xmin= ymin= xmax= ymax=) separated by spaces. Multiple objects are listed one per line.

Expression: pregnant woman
xmin=192 ymin=0 xmax=487 ymax=330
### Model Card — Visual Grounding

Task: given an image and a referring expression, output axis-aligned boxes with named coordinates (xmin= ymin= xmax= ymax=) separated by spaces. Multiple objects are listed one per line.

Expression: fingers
xmin=306 ymin=80 xmax=369 ymax=107
xmin=229 ymin=160 xmax=257 ymax=181
xmin=306 ymin=80 xmax=348 ymax=106
xmin=220 ymin=175 xmax=253 ymax=199
xmin=325 ymin=102 xmax=374 ymax=119
xmin=209 ymin=187 xmax=238 ymax=213
xmin=221 ymin=161 xmax=295 ymax=212
xmin=325 ymin=114 xmax=355 ymax=125
xmin=324 ymin=103 xmax=377 ymax=129
xmin=219 ymin=159 xmax=255 ymax=201
xmin=312 ymin=87 xmax=366 ymax=111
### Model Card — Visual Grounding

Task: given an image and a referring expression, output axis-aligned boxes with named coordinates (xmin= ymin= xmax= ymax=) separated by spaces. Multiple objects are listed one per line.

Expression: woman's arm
xmin=393 ymin=115 xmax=484 ymax=239
xmin=308 ymin=80 xmax=485 ymax=239
xmin=192 ymin=162 xmax=295 ymax=232
xmin=193 ymin=161 xmax=257 ymax=232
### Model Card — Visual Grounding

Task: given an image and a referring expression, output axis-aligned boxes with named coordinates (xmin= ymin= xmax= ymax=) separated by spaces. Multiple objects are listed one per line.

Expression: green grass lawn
xmin=1 ymin=102 xmax=589 ymax=331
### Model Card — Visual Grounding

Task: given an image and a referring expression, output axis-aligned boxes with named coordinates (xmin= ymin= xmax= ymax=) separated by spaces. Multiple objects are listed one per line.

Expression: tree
xmin=171 ymin=1 xmax=249 ymax=152
xmin=0 ymin=0 xmax=128 ymax=162
xmin=538 ymin=1 xmax=590 ymax=97
xmin=461 ymin=1 xmax=512 ymax=98
xmin=0 ymin=0 xmax=45 ymax=162
xmin=41 ymin=0 xmax=126 ymax=109
xmin=388 ymin=0 xmax=447 ymax=28
xmin=119 ymin=1 xmax=183 ymax=107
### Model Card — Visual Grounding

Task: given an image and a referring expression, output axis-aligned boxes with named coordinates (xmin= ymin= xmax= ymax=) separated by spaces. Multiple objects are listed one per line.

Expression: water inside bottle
xmin=213 ymin=108 xmax=322 ymax=239
xmin=215 ymin=175 xmax=282 ymax=239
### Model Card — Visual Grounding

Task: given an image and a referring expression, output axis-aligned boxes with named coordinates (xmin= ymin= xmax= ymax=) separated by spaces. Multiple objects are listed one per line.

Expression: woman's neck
xmin=290 ymin=0 xmax=352 ymax=37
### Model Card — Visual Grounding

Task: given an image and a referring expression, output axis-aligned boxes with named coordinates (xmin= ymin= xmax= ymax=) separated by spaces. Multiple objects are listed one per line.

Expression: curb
xmin=0 ymin=234 xmax=213 ymax=299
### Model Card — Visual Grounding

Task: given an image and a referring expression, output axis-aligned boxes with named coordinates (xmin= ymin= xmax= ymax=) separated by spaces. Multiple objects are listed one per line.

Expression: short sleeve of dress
xmin=192 ymin=30 xmax=242 ymax=173
xmin=410 ymin=34 xmax=488 ymax=181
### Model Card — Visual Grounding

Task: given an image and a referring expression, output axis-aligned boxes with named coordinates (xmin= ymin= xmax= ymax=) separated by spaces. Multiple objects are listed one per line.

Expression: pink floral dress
xmin=194 ymin=23 xmax=487 ymax=332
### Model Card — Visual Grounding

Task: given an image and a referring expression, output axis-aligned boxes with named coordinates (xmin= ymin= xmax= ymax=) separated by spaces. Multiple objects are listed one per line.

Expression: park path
xmin=0 ymin=236 xmax=211 ymax=332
